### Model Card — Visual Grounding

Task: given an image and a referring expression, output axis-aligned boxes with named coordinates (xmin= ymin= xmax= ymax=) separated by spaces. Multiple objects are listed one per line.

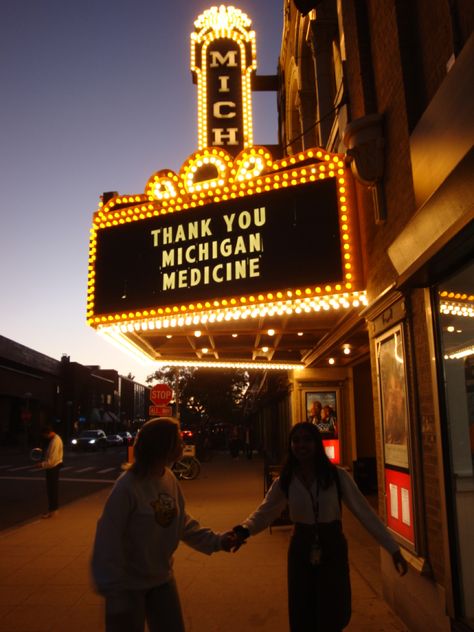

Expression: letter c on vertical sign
xmin=213 ymin=102 xmax=237 ymax=119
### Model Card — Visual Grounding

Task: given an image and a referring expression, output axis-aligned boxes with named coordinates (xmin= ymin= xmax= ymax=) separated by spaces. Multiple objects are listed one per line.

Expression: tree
xmin=180 ymin=368 xmax=250 ymax=427
xmin=146 ymin=366 xmax=251 ymax=427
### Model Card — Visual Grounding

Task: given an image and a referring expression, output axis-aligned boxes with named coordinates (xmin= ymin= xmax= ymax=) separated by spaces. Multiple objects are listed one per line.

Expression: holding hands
xmin=220 ymin=525 xmax=250 ymax=552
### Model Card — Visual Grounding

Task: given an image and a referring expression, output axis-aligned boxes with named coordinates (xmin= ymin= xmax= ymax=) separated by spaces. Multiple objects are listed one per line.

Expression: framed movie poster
xmin=305 ymin=389 xmax=340 ymax=463
xmin=375 ymin=324 xmax=410 ymax=469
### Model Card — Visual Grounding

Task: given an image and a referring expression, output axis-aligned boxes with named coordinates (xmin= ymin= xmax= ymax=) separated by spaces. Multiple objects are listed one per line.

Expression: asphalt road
xmin=0 ymin=446 xmax=128 ymax=530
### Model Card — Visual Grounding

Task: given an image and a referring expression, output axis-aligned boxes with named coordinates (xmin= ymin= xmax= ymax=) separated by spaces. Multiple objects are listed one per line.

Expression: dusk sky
xmin=1 ymin=1 xmax=283 ymax=384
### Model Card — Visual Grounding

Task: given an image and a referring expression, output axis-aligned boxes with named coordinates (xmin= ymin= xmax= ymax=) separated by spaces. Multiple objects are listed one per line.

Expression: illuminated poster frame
xmin=305 ymin=388 xmax=341 ymax=463
xmin=375 ymin=323 xmax=416 ymax=547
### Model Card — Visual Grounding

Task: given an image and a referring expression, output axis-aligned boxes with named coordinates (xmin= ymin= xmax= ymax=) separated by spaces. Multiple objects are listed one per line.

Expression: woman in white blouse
xmin=232 ymin=422 xmax=407 ymax=632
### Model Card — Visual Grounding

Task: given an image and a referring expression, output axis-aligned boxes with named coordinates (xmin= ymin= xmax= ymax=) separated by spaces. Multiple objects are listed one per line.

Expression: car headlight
xmin=71 ymin=439 xmax=77 ymax=445
xmin=89 ymin=439 xmax=96 ymax=444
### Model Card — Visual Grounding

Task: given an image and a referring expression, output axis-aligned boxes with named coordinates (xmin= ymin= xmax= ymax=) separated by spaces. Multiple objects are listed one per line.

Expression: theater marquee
xmin=86 ymin=6 xmax=366 ymax=369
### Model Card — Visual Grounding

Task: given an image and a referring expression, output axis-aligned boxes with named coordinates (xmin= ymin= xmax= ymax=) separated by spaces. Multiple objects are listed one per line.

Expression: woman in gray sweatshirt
xmin=91 ymin=417 xmax=233 ymax=632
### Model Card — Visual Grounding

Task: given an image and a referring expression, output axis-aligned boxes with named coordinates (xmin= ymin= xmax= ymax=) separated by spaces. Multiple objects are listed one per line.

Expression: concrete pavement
xmin=0 ymin=452 xmax=409 ymax=631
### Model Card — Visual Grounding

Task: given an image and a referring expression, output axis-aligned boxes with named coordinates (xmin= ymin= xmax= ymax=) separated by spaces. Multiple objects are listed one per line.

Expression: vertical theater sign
xmin=191 ymin=6 xmax=255 ymax=154
xmin=86 ymin=5 xmax=366 ymax=376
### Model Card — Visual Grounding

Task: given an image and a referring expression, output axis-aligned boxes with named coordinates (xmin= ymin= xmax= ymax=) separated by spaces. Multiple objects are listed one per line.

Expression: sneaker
xmin=41 ymin=511 xmax=58 ymax=519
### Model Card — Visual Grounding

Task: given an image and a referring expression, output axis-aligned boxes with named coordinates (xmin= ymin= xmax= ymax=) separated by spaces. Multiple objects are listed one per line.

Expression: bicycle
xmin=172 ymin=455 xmax=201 ymax=480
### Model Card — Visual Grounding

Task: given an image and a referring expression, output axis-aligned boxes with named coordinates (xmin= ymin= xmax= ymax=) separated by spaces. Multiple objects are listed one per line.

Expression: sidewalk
xmin=0 ymin=453 xmax=409 ymax=632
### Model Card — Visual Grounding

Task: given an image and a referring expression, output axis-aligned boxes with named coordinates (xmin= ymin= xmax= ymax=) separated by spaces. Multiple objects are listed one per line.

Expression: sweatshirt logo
xmin=150 ymin=493 xmax=177 ymax=527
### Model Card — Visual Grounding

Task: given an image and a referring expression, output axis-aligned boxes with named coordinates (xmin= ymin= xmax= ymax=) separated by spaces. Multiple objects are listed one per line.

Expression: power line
xmin=283 ymin=98 xmax=346 ymax=150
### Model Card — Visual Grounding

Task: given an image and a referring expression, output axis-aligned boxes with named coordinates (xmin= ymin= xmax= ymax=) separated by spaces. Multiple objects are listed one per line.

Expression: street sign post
xmin=149 ymin=404 xmax=173 ymax=417
xmin=150 ymin=383 xmax=173 ymax=405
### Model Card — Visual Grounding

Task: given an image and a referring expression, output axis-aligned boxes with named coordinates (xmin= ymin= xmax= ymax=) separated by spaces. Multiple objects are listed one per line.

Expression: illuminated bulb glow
xmin=447 ymin=345 xmax=474 ymax=360
xmin=191 ymin=6 xmax=256 ymax=151
xmin=87 ymin=148 xmax=358 ymax=325
xmin=99 ymin=327 xmax=303 ymax=370
xmin=87 ymin=291 xmax=368 ymax=330
xmin=86 ymin=147 xmax=361 ymax=375
xmin=440 ymin=299 xmax=474 ymax=318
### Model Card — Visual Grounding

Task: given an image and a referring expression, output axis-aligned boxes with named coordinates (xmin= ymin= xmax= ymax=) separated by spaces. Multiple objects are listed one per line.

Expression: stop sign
xmin=150 ymin=383 xmax=173 ymax=405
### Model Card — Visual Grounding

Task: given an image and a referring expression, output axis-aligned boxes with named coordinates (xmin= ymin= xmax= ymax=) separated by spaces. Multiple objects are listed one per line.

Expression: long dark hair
xmin=131 ymin=417 xmax=180 ymax=478
xmin=279 ymin=422 xmax=337 ymax=494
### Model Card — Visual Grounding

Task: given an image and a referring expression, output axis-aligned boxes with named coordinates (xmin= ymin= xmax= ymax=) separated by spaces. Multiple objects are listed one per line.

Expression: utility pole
xmin=174 ymin=368 xmax=180 ymax=419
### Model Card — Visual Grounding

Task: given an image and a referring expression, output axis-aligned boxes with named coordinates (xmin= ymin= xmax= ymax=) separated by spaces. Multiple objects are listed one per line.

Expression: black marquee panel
xmin=94 ymin=178 xmax=342 ymax=315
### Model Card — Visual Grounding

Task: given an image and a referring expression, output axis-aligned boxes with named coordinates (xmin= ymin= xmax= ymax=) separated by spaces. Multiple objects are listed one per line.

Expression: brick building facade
xmin=273 ymin=1 xmax=474 ymax=630
xmin=0 ymin=335 xmax=150 ymax=447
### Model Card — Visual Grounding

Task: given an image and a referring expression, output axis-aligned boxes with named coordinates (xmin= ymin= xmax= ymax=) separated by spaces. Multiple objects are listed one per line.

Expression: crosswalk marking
xmin=9 ymin=465 xmax=38 ymax=471
xmin=0 ymin=464 xmax=123 ymax=477
xmin=0 ymin=476 xmax=116 ymax=484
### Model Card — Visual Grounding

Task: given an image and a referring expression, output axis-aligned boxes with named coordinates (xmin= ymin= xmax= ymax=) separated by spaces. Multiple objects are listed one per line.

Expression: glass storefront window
xmin=435 ymin=260 xmax=474 ymax=628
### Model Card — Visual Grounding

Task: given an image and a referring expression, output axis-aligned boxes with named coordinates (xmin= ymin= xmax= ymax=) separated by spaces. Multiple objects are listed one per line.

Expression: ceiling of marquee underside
xmin=120 ymin=307 xmax=369 ymax=368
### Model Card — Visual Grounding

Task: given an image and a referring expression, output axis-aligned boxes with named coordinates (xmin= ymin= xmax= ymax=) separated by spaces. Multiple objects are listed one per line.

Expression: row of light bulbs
xmin=100 ymin=326 xmax=303 ymax=371
xmin=440 ymin=300 xmax=474 ymax=318
xmin=87 ymin=149 xmax=355 ymax=325
xmin=92 ymin=292 xmax=367 ymax=331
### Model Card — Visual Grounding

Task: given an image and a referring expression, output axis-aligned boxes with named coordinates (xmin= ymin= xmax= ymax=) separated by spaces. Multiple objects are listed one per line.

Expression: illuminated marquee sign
xmin=86 ymin=6 xmax=365 ymax=369
xmin=191 ymin=6 xmax=256 ymax=154
xmin=94 ymin=177 xmax=341 ymax=315
xmin=88 ymin=146 xmax=361 ymax=327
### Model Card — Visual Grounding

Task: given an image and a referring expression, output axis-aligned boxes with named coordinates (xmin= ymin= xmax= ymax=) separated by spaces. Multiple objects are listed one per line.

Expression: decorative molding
xmin=343 ymin=113 xmax=386 ymax=223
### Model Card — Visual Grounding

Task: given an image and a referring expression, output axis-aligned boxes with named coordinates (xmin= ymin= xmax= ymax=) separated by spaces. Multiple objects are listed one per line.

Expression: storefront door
xmin=435 ymin=260 xmax=474 ymax=630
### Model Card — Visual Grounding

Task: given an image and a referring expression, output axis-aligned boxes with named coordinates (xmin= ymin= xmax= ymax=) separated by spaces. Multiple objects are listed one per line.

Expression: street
xmin=0 ymin=446 xmax=127 ymax=530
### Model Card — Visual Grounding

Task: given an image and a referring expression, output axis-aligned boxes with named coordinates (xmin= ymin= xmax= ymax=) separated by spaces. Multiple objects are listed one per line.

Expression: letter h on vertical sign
xmin=191 ymin=6 xmax=257 ymax=156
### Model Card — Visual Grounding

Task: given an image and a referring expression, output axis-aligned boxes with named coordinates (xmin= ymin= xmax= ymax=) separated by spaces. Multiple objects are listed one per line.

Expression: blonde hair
xmin=131 ymin=417 xmax=180 ymax=477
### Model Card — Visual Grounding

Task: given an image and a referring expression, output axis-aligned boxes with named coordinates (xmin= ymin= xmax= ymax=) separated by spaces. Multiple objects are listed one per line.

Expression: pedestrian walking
xmin=91 ymin=416 xmax=235 ymax=632
xmin=231 ymin=422 xmax=407 ymax=632
xmin=36 ymin=424 xmax=63 ymax=518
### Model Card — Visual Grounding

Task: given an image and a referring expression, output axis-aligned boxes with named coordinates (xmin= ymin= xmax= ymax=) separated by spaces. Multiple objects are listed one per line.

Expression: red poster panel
xmin=384 ymin=468 xmax=415 ymax=544
xmin=323 ymin=439 xmax=340 ymax=464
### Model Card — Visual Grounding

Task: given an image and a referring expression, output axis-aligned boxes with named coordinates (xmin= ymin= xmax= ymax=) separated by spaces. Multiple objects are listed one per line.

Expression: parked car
xmin=70 ymin=429 xmax=107 ymax=451
xmin=106 ymin=434 xmax=124 ymax=447
xmin=117 ymin=431 xmax=133 ymax=444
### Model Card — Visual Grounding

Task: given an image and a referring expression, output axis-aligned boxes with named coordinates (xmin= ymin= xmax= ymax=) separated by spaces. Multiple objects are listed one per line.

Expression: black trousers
xmin=287 ymin=521 xmax=351 ymax=632
xmin=45 ymin=463 xmax=61 ymax=511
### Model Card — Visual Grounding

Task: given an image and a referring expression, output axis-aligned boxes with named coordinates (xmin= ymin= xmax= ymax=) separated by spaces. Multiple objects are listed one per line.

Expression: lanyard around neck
xmin=307 ymin=479 xmax=320 ymax=523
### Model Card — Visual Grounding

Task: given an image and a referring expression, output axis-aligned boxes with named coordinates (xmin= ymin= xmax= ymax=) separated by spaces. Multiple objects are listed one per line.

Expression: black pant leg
xmin=288 ymin=534 xmax=318 ymax=632
xmin=45 ymin=464 xmax=60 ymax=511
xmin=288 ymin=524 xmax=350 ymax=632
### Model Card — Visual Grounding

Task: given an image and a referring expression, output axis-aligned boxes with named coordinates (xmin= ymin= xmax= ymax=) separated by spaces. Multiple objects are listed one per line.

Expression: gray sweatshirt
xmin=91 ymin=468 xmax=223 ymax=595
